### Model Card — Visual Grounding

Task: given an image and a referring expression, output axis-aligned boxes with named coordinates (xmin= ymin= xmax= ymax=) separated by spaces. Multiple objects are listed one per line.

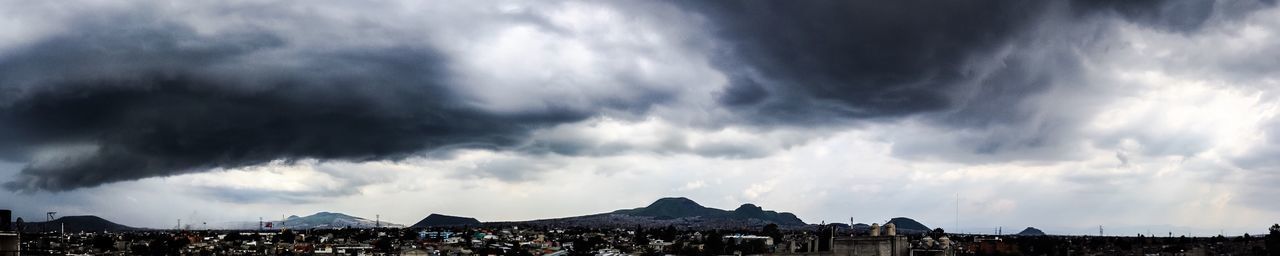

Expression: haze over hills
xmin=277 ymin=212 xmax=403 ymax=229
xmin=19 ymin=215 xmax=139 ymax=233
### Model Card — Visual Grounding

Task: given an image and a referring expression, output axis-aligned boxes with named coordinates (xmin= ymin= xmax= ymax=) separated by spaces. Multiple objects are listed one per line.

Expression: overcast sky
xmin=1 ymin=0 xmax=1279 ymax=236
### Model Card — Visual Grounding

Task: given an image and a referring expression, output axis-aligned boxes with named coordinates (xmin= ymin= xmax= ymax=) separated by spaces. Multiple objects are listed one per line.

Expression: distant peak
xmin=885 ymin=217 xmax=930 ymax=231
xmin=734 ymin=203 xmax=763 ymax=213
xmin=1017 ymin=227 xmax=1046 ymax=236
xmin=60 ymin=215 xmax=107 ymax=221
xmin=655 ymin=197 xmax=695 ymax=202
xmin=311 ymin=211 xmax=349 ymax=217
xmin=648 ymin=197 xmax=702 ymax=208
xmin=412 ymin=213 xmax=480 ymax=228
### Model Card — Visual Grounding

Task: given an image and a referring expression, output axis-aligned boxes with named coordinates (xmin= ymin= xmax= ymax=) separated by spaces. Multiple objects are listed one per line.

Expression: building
xmin=772 ymin=223 xmax=909 ymax=256
xmin=0 ymin=210 xmax=17 ymax=256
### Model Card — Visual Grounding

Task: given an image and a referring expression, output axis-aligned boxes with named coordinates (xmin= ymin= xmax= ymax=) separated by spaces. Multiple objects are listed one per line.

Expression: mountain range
xmin=507 ymin=197 xmax=807 ymax=228
xmin=614 ymin=198 xmax=805 ymax=225
xmin=8 ymin=198 xmax=944 ymax=232
xmin=277 ymin=212 xmax=404 ymax=229
xmin=18 ymin=215 xmax=139 ymax=233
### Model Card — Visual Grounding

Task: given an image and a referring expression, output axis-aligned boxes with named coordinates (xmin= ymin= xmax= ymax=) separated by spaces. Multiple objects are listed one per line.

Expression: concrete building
xmin=0 ymin=209 xmax=16 ymax=256
xmin=772 ymin=224 xmax=909 ymax=256
xmin=0 ymin=233 xmax=16 ymax=256
xmin=772 ymin=236 xmax=909 ymax=256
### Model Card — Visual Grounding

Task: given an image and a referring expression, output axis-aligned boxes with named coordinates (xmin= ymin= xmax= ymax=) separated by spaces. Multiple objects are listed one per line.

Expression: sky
xmin=1 ymin=0 xmax=1279 ymax=236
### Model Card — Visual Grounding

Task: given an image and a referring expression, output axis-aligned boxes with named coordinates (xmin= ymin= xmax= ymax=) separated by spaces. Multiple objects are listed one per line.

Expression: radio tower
xmin=1099 ymin=225 xmax=1104 ymax=236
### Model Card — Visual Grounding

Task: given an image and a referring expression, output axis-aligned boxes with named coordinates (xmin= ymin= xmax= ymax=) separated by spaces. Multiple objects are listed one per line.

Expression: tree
xmin=1267 ymin=224 xmax=1280 ymax=256
xmin=703 ymin=230 xmax=725 ymax=256
xmin=92 ymin=235 xmax=116 ymax=252
xmin=763 ymin=224 xmax=782 ymax=243
xmin=280 ymin=229 xmax=296 ymax=243
xmin=634 ymin=230 xmax=650 ymax=247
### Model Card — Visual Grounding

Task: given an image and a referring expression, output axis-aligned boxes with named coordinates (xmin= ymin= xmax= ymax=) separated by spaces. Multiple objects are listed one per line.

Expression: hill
xmin=731 ymin=203 xmax=805 ymax=225
xmin=1017 ymin=227 xmax=1046 ymax=236
xmin=20 ymin=215 xmax=139 ymax=233
xmin=412 ymin=214 xmax=480 ymax=228
xmin=614 ymin=197 xmax=723 ymax=219
xmin=278 ymin=212 xmax=403 ymax=229
xmin=515 ymin=197 xmax=805 ymax=228
xmin=885 ymin=217 xmax=930 ymax=232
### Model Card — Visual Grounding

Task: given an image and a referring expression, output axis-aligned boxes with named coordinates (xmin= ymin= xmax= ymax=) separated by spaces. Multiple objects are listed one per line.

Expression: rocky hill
xmin=1017 ymin=227 xmax=1046 ymax=236
xmin=411 ymin=214 xmax=480 ymax=228
xmin=885 ymin=217 xmax=930 ymax=232
xmin=514 ymin=197 xmax=806 ymax=228
xmin=20 ymin=215 xmax=139 ymax=233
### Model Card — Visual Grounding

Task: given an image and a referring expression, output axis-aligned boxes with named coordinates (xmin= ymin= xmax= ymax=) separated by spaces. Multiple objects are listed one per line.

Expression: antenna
xmin=177 ymin=219 xmax=182 ymax=230
xmin=46 ymin=212 xmax=56 ymax=221
xmin=1099 ymin=225 xmax=1104 ymax=237
xmin=376 ymin=214 xmax=381 ymax=228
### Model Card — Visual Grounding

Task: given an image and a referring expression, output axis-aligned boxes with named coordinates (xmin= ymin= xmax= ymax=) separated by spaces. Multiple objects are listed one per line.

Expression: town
xmin=3 ymin=204 xmax=1279 ymax=255
xmin=6 ymin=221 xmax=1280 ymax=255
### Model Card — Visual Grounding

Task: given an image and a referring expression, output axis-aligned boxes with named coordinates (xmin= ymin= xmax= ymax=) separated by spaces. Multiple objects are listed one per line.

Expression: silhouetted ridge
xmin=734 ymin=203 xmax=764 ymax=214
xmin=1017 ymin=227 xmax=1046 ymax=236
xmin=886 ymin=217 xmax=929 ymax=231
xmin=412 ymin=214 xmax=480 ymax=228
xmin=616 ymin=197 xmax=722 ymax=219
xmin=21 ymin=215 xmax=137 ymax=232
xmin=610 ymin=198 xmax=805 ymax=226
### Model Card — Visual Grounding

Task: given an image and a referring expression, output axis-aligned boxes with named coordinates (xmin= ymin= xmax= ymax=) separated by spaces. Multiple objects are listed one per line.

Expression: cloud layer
xmin=1 ymin=0 xmax=1279 ymax=234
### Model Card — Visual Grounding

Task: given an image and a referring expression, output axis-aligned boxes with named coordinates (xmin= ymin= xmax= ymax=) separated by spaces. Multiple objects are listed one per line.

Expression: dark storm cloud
xmin=692 ymin=0 xmax=1226 ymax=125
xmin=692 ymin=0 xmax=1051 ymax=123
xmin=686 ymin=0 xmax=1269 ymax=161
xmin=0 ymin=18 xmax=587 ymax=192
xmin=1 ymin=0 xmax=1269 ymax=192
